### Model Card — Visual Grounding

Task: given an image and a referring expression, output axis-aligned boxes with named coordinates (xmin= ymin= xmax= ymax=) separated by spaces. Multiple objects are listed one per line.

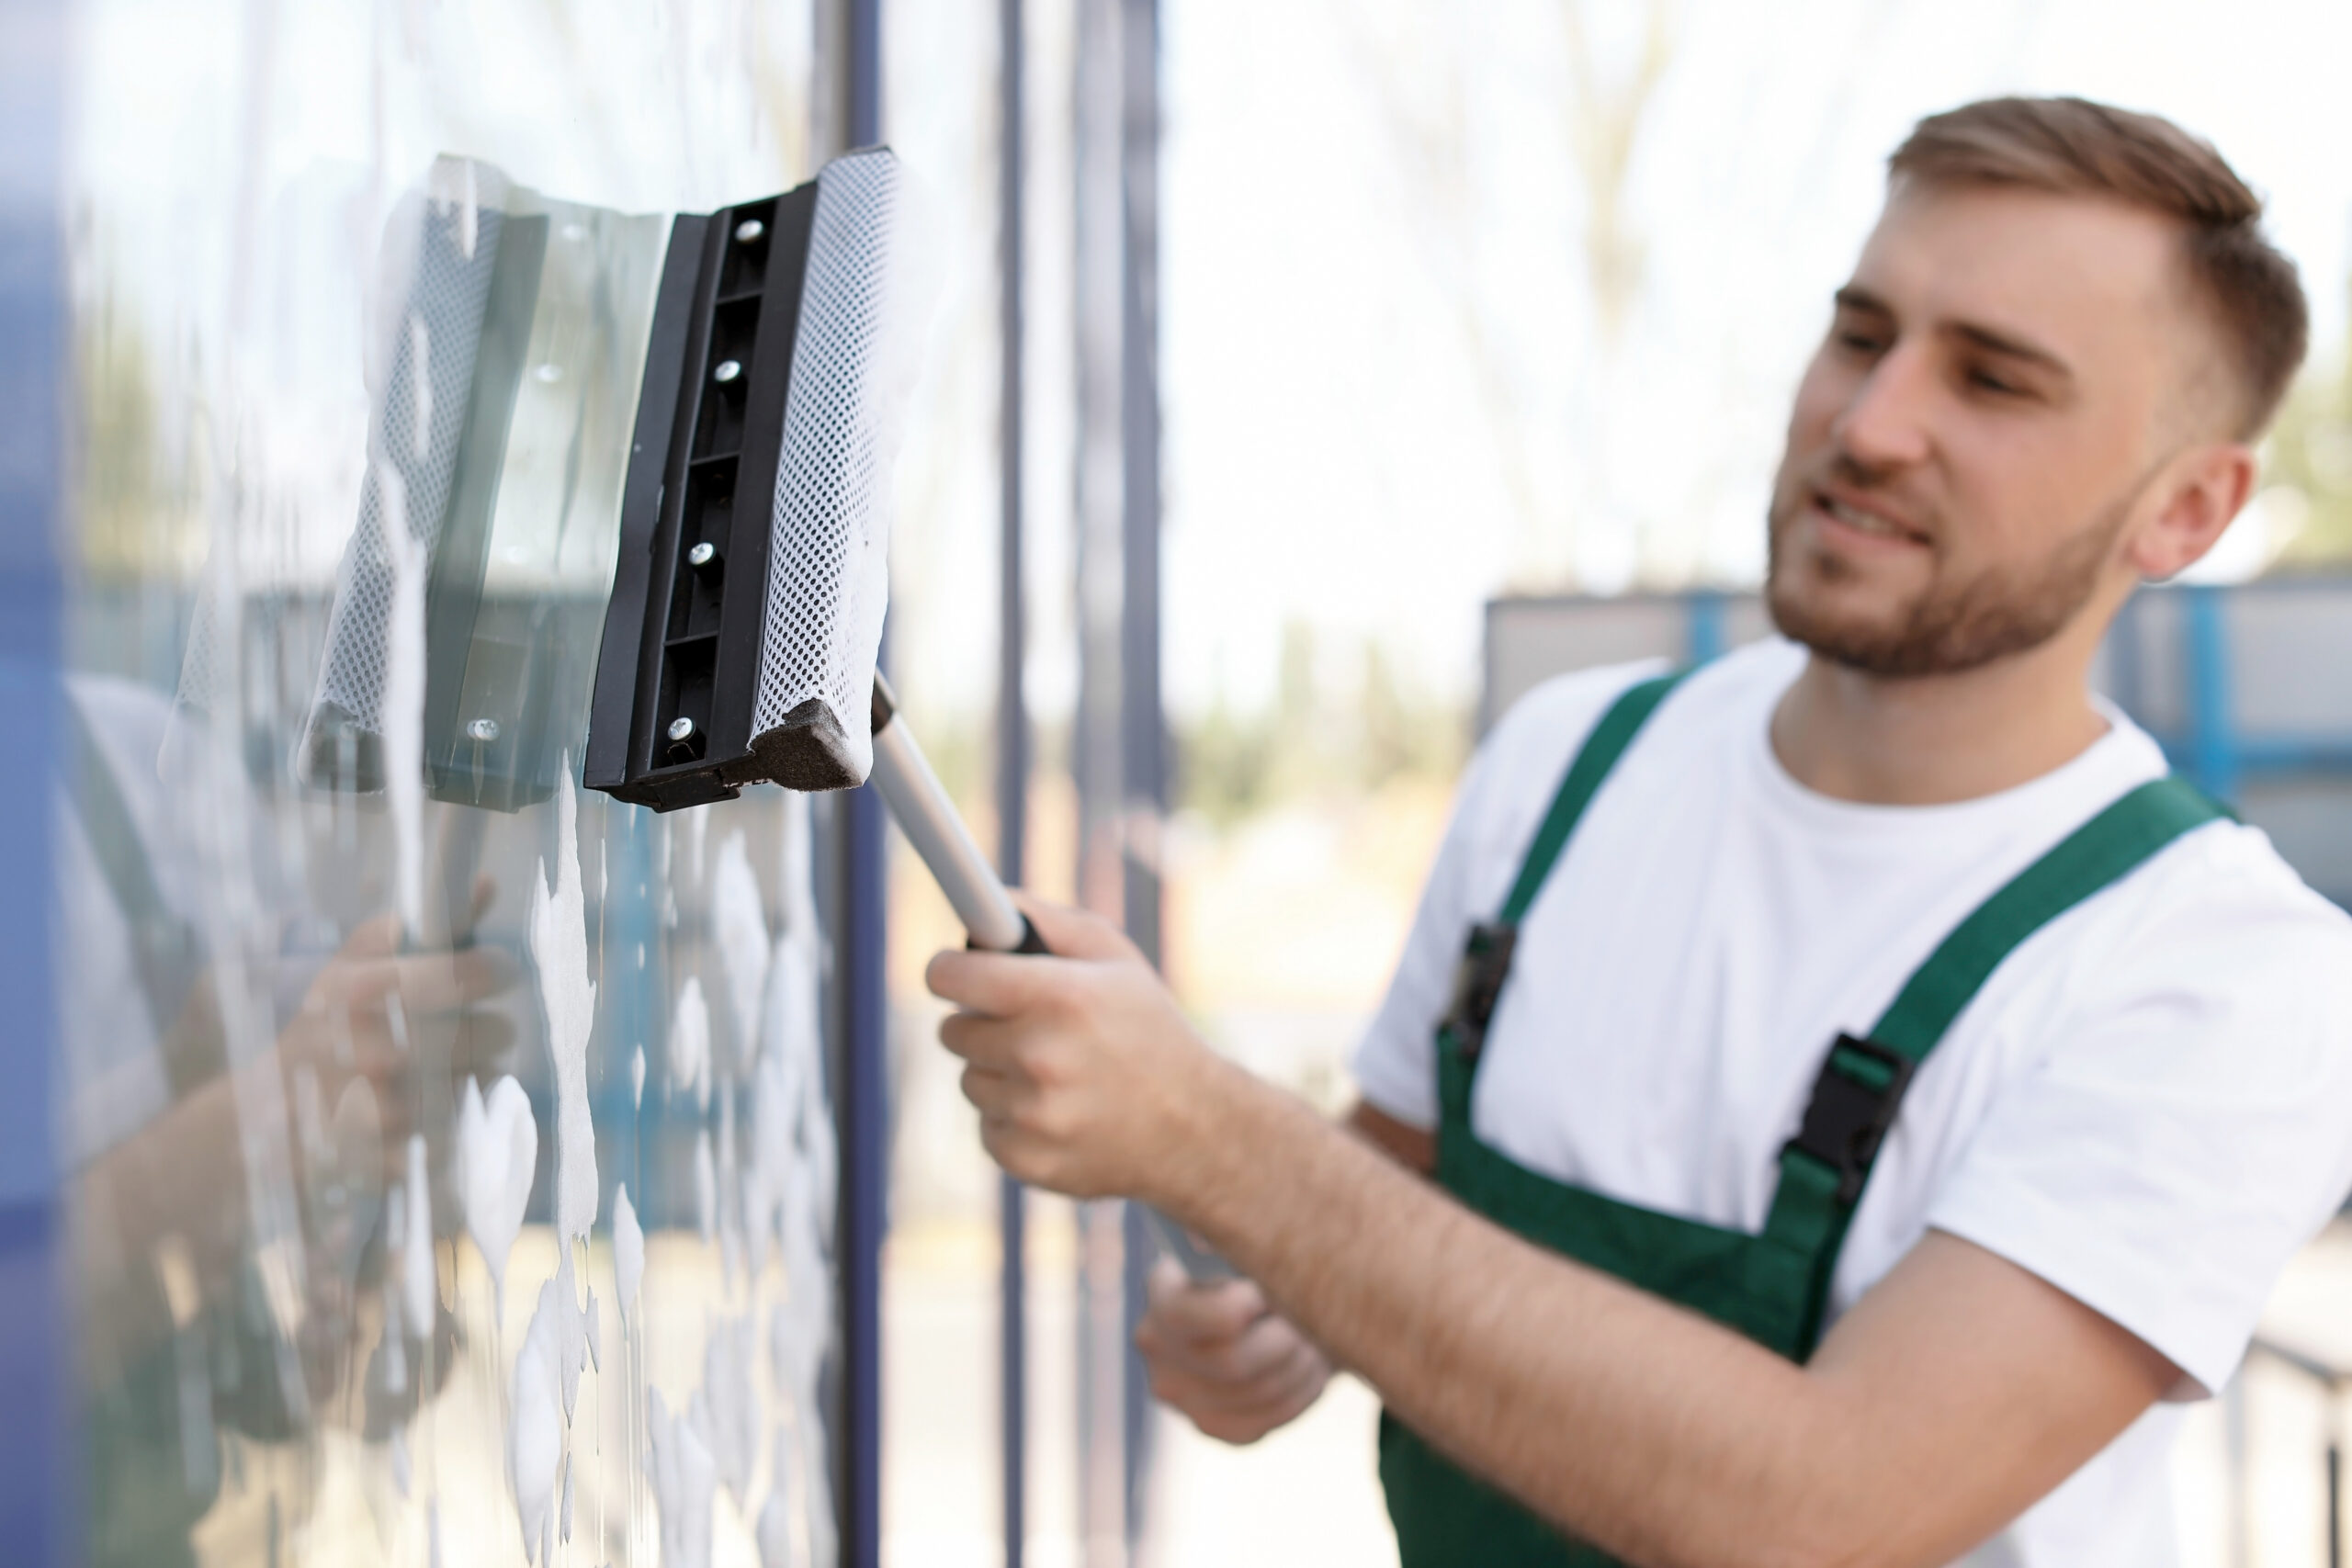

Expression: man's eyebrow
xmin=1947 ymin=321 xmax=2073 ymax=380
xmin=1833 ymin=285 xmax=2074 ymax=381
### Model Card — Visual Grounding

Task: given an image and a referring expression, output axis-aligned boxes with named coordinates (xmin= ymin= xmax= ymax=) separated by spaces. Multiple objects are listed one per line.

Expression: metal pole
xmin=1115 ymin=0 xmax=1163 ymax=1547
xmin=2331 ymin=1435 xmax=2343 ymax=1568
xmin=0 ymin=0 xmax=69 ymax=1558
xmin=826 ymin=5 xmax=888 ymax=1565
xmin=996 ymin=0 xmax=1031 ymax=1560
xmin=1072 ymin=0 xmax=1132 ymax=1557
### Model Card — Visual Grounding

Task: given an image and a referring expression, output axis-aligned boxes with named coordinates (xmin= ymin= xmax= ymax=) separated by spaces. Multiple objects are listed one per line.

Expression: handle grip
xmin=872 ymin=676 xmax=1234 ymax=1283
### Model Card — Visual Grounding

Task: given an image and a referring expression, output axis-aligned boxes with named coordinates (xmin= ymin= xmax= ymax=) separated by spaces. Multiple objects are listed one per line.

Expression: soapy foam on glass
xmin=671 ymin=976 xmax=712 ymax=1111
xmin=612 ymin=1182 xmax=645 ymax=1328
xmin=458 ymin=1074 xmax=537 ymax=1315
xmin=530 ymin=764 xmax=599 ymax=1247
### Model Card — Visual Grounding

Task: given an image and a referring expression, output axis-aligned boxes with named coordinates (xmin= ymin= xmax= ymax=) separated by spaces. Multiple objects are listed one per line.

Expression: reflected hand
xmin=1135 ymin=1258 xmax=1331 ymax=1444
xmin=271 ymin=875 xmax=517 ymax=1151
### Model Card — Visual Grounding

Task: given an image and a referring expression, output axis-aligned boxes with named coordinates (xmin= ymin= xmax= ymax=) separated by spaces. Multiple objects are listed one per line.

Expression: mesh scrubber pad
xmin=297 ymin=158 xmax=510 ymax=787
xmin=745 ymin=147 xmax=926 ymax=788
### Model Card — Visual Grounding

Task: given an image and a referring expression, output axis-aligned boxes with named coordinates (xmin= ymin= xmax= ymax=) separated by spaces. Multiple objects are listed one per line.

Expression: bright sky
xmin=70 ymin=0 xmax=2352 ymax=736
xmin=1148 ymin=0 xmax=2352 ymax=720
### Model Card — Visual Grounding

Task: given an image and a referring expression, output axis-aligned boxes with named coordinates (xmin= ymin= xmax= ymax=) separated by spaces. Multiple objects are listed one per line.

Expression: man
xmin=927 ymin=96 xmax=2352 ymax=1563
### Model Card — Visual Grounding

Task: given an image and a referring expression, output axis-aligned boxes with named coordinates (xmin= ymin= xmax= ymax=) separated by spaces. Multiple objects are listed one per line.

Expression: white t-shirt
xmin=1352 ymin=638 xmax=2352 ymax=1565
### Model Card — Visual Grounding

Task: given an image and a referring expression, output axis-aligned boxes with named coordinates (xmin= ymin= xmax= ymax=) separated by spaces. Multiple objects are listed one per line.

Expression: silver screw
xmin=712 ymin=359 xmax=741 ymax=385
xmin=734 ymin=219 xmax=765 ymax=244
xmin=687 ymin=541 xmax=717 ymax=568
xmin=668 ymin=716 xmax=697 ymax=743
xmin=465 ymin=717 xmax=500 ymax=743
xmin=534 ymin=363 xmax=561 ymax=383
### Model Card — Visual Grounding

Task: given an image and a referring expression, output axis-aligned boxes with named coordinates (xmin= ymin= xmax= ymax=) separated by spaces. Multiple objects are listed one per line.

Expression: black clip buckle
xmin=1785 ymin=1032 xmax=1917 ymax=1205
xmin=1442 ymin=922 xmax=1519 ymax=1060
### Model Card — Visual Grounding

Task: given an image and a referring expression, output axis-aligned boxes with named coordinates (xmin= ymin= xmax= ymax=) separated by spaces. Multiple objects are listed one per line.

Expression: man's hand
xmin=1135 ymin=1258 xmax=1332 ymax=1445
xmin=925 ymin=895 xmax=1240 ymax=1203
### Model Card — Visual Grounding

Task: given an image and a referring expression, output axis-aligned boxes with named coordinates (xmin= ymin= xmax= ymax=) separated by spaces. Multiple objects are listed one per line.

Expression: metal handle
xmin=869 ymin=673 xmax=1233 ymax=1283
xmin=868 ymin=674 xmax=1028 ymax=953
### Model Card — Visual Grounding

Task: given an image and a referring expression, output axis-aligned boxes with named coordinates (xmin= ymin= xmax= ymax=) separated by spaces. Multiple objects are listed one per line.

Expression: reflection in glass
xmin=63 ymin=17 xmax=842 ymax=1562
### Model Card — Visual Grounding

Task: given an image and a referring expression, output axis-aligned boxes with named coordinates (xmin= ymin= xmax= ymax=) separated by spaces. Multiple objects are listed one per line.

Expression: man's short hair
xmin=1889 ymin=96 xmax=2308 ymax=439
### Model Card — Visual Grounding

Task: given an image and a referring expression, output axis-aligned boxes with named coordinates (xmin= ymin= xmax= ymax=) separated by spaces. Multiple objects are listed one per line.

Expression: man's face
xmin=1766 ymin=181 xmax=2201 ymax=676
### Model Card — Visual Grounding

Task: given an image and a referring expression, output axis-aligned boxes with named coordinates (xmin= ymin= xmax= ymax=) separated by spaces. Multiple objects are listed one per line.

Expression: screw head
xmin=667 ymin=716 xmax=697 ymax=743
xmin=465 ymin=717 xmax=500 ymax=743
xmin=533 ymin=363 xmax=561 ymax=383
xmin=687 ymin=541 xmax=717 ymax=568
xmin=734 ymin=219 xmax=766 ymax=245
xmin=712 ymin=359 xmax=741 ymax=385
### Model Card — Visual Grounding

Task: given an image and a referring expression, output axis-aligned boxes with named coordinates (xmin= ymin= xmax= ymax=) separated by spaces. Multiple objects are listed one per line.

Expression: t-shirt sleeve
xmin=1924 ymin=833 xmax=2352 ymax=1398
xmin=1351 ymin=660 xmax=1666 ymax=1131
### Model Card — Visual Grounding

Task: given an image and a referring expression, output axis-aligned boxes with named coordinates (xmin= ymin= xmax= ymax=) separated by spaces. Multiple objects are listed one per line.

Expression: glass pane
xmin=62 ymin=6 xmax=842 ymax=1566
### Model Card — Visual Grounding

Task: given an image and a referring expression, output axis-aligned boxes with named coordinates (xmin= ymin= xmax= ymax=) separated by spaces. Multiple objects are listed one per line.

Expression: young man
xmin=927 ymin=97 xmax=2352 ymax=1563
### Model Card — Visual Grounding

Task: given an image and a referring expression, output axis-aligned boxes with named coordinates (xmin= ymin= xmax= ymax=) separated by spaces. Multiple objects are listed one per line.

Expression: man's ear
xmin=2124 ymin=442 xmax=2257 ymax=581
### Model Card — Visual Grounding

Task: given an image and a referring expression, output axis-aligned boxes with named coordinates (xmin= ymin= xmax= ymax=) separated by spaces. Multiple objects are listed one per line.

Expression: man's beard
xmin=1764 ymin=470 xmax=2131 ymax=678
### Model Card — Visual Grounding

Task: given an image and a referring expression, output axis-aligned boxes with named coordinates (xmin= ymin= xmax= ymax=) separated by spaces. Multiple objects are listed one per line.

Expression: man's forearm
xmin=1164 ymin=1065 xmax=1881 ymax=1568
xmin=931 ymin=902 xmax=2170 ymax=1565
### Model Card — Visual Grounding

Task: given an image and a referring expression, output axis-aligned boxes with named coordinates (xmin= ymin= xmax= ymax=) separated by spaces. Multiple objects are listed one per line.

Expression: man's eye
xmin=1835 ymin=331 xmax=1884 ymax=355
xmin=1967 ymin=367 xmax=2021 ymax=396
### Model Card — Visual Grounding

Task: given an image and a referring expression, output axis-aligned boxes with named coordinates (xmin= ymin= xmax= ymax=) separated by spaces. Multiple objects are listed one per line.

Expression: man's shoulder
xmin=2139 ymin=813 xmax=2352 ymax=948
xmin=2062 ymin=812 xmax=2352 ymax=1024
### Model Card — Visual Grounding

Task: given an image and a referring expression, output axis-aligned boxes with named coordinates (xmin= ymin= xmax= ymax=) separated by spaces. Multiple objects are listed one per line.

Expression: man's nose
xmin=1831 ymin=343 xmax=1935 ymax=472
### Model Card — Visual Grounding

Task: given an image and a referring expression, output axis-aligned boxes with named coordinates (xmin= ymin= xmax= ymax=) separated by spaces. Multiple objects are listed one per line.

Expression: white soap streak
xmin=613 ymin=1184 xmax=645 ymax=1329
xmin=671 ymin=977 xmax=712 ymax=1110
xmin=560 ymin=1454 xmax=574 ymax=1544
xmin=551 ymin=1246 xmax=592 ymax=1424
xmin=703 ymin=1311 xmax=758 ymax=1510
xmin=392 ymin=1428 xmax=412 ymax=1498
xmin=379 ymin=455 xmax=427 ymax=941
xmin=510 ymin=1285 xmax=564 ymax=1567
xmin=694 ymin=1128 xmax=717 ymax=1245
xmin=428 ymin=1500 xmax=441 ymax=1568
xmin=632 ymin=1045 xmax=647 ymax=1110
xmin=647 ymin=1388 xmax=717 ymax=1568
xmin=401 ymin=1134 xmax=434 ymax=1331
xmin=530 ymin=764 xmax=599 ymax=1247
xmin=713 ymin=831 xmax=770 ymax=1072
xmin=584 ymin=1289 xmax=601 ymax=1373
xmin=458 ymin=158 xmax=479 ymax=261
xmin=718 ymin=1083 xmax=742 ymax=1292
xmin=741 ymin=1045 xmax=790 ymax=1280
xmin=458 ymin=1075 xmax=537 ymax=1318
xmin=756 ymin=791 xmax=841 ymax=1565
xmin=754 ymin=1424 xmax=796 ymax=1568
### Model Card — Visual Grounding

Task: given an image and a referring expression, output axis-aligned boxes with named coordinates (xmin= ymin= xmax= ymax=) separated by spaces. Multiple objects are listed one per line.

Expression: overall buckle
xmin=1785 ymin=1032 xmax=1917 ymax=1205
xmin=1442 ymin=922 xmax=1519 ymax=1061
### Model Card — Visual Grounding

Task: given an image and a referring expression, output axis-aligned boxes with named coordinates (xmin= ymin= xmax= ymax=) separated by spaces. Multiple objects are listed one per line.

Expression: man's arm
xmin=932 ymin=899 xmax=2177 ymax=1568
xmin=1135 ymin=1100 xmax=1432 ymax=1444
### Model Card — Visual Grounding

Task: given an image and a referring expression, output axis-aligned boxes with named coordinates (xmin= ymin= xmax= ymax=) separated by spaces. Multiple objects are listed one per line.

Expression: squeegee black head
xmin=583 ymin=146 xmax=903 ymax=812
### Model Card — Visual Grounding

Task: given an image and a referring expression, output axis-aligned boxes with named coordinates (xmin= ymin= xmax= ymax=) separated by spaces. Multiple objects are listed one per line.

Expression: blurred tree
xmin=1175 ymin=620 xmax=1466 ymax=827
xmin=76 ymin=306 xmax=164 ymax=582
xmin=2266 ymin=289 xmax=2352 ymax=571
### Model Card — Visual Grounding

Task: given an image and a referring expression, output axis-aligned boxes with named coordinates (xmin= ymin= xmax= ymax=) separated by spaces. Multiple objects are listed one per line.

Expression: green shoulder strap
xmin=1438 ymin=669 xmax=1690 ymax=1070
xmin=1764 ymin=773 xmax=2232 ymax=1353
xmin=1497 ymin=671 xmax=1688 ymax=925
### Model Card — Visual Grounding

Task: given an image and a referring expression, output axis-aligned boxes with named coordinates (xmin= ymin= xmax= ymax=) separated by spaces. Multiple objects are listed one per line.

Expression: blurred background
xmin=878 ymin=2 xmax=2352 ymax=1565
xmin=15 ymin=0 xmax=2352 ymax=1563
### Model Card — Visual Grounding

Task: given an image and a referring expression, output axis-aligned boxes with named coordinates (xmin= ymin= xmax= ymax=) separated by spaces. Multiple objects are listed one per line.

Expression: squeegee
xmin=576 ymin=148 xmax=1233 ymax=1281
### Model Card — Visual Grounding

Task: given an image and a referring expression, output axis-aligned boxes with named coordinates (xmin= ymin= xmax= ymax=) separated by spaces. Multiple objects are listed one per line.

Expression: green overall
xmin=1376 ymin=671 xmax=2228 ymax=1564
